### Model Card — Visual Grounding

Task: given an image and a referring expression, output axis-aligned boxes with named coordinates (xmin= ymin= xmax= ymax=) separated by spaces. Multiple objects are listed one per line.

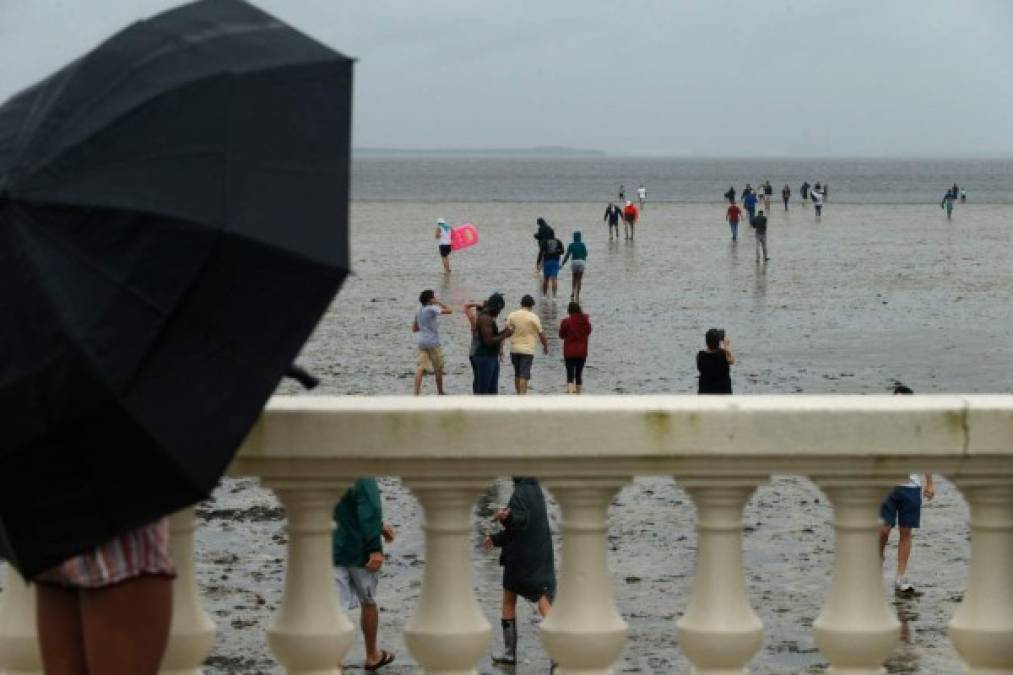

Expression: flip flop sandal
xmin=365 ymin=650 xmax=395 ymax=671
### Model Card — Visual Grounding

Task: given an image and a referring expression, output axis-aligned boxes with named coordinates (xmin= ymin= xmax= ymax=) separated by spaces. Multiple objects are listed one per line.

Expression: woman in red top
xmin=558 ymin=302 xmax=592 ymax=394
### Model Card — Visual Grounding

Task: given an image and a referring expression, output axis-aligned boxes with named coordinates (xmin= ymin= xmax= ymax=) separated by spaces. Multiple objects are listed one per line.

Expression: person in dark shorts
xmin=537 ymin=230 xmax=566 ymax=297
xmin=435 ymin=217 xmax=452 ymax=273
xmin=879 ymin=384 xmax=935 ymax=596
xmin=696 ymin=328 xmax=735 ymax=394
xmin=484 ymin=477 xmax=556 ymax=667
xmin=559 ymin=301 xmax=592 ymax=394
xmin=603 ymin=202 xmax=622 ymax=240
xmin=506 ymin=295 xmax=548 ymax=395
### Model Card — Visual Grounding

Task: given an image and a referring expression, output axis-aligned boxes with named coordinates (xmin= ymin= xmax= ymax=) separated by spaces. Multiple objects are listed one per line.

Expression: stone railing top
xmin=231 ymin=395 xmax=1013 ymax=480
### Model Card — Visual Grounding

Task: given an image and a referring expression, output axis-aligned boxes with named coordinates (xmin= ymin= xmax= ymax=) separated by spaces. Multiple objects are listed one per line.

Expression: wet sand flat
xmin=3 ymin=200 xmax=1007 ymax=673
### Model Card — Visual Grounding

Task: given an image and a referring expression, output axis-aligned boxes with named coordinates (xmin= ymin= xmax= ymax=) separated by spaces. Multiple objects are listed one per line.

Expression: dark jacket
xmin=490 ymin=477 xmax=556 ymax=596
xmin=332 ymin=477 xmax=384 ymax=567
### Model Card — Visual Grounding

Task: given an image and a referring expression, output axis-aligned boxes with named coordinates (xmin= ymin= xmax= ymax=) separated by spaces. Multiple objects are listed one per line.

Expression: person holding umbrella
xmin=0 ymin=2 xmax=355 ymax=673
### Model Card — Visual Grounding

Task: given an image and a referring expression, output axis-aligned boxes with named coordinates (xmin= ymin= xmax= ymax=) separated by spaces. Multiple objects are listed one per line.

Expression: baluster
xmin=812 ymin=478 xmax=900 ymax=675
xmin=677 ymin=478 xmax=766 ymax=674
xmin=266 ymin=482 xmax=355 ymax=675
xmin=160 ymin=507 xmax=217 ymax=675
xmin=0 ymin=568 xmax=42 ymax=675
xmin=540 ymin=478 xmax=630 ymax=675
xmin=403 ymin=477 xmax=491 ymax=675
xmin=948 ymin=477 xmax=1013 ymax=674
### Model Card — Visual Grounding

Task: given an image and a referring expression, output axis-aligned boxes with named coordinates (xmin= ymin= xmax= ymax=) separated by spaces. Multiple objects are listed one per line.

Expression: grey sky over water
xmin=2 ymin=0 xmax=1011 ymax=157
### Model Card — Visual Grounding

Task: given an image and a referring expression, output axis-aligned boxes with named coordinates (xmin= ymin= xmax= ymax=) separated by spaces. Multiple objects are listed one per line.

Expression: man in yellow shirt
xmin=505 ymin=295 xmax=548 ymax=394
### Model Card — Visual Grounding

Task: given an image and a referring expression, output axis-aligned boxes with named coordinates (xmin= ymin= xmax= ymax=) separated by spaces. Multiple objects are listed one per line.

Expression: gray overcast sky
xmin=2 ymin=0 xmax=1012 ymax=156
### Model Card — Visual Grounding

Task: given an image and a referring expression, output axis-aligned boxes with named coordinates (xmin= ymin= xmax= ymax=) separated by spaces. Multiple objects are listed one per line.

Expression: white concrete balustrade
xmin=1 ymin=395 xmax=1012 ymax=674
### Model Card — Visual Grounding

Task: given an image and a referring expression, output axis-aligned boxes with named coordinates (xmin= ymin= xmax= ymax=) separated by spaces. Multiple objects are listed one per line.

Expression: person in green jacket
xmin=333 ymin=477 xmax=396 ymax=671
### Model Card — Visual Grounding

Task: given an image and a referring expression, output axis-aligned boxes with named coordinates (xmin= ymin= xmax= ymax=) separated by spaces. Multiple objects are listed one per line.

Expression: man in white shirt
xmin=637 ymin=184 xmax=647 ymax=209
xmin=879 ymin=385 xmax=935 ymax=595
xmin=435 ymin=217 xmax=453 ymax=273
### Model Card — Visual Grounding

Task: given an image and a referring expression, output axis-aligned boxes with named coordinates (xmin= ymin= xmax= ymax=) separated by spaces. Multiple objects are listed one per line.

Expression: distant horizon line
xmin=354 ymin=147 xmax=1013 ymax=160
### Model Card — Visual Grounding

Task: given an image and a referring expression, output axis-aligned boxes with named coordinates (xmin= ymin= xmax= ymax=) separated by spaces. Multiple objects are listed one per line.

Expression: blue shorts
xmin=542 ymin=259 xmax=560 ymax=279
xmin=881 ymin=486 xmax=922 ymax=528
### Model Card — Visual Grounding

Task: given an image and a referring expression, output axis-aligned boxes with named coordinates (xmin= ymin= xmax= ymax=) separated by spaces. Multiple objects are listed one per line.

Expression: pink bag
xmin=450 ymin=223 xmax=479 ymax=251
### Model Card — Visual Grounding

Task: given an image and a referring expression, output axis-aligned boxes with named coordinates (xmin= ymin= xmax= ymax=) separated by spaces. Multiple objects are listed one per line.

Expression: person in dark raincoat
xmin=483 ymin=477 xmax=556 ymax=666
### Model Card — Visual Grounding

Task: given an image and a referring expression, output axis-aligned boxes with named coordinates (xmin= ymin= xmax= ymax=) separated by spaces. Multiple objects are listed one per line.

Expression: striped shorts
xmin=36 ymin=518 xmax=175 ymax=589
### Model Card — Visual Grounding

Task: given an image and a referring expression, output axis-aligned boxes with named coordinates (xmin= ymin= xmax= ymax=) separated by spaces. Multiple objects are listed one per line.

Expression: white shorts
xmin=335 ymin=566 xmax=379 ymax=610
xmin=571 ymin=259 xmax=586 ymax=274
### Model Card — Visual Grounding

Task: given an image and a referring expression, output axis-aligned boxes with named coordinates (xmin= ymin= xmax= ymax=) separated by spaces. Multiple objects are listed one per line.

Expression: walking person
xmin=800 ymin=181 xmax=811 ymax=207
xmin=332 ymin=478 xmax=397 ymax=671
xmin=880 ymin=386 xmax=935 ymax=596
xmin=782 ymin=184 xmax=791 ymax=210
xmin=724 ymin=185 xmax=737 ymax=204
xmin=762 ymin=180 xmax=773 ymax=212
xmin=752 ymin=209 xmax=769 ymax=262
xmin=696 ymin=328 xmax=735 ymax=394
xmin=637 ymin=183 xmax=647 ymax=209
xmin=473 ymin=293 xmax=513 ymax=395
xmin=741 ymin=183 xmax=753 ymax=205
xmin=941 ymin=188 xmax=956 ymax=220
xmin=743 ymin=189 xmax=759 ymax=225
xmin=506 ymin=295 xmax=548 ymax=395
xmin=811 ymin=185 xmax=825 ymax=218
xmin=618 ymin=184 xmax=625 ymax=202
xmin=537 ymin=228 xmax=566 ymax=297
xmin=726 ymin=201 xmax=744 ymax=241
xmin=960 ymin=188 xmax=967 ymax=203
xmin=412 ymin=289 xmax=452 ymax=395
xmin=560 ymin=231 xmax=588 ymax=302
xmin=559 ymin=301 xmax=591 ymax=394
xmin=622 ymin=200 xmax=639 ymax=240
xmin=534 ymin=217 xmax=554 ymax=274
xmin=603 ymin=202 xmax=622 ymax=241
xmin=484 ymin=477 xmax=556 ymax=668
xmin=435 ymin=218 xmax=453 ymax=273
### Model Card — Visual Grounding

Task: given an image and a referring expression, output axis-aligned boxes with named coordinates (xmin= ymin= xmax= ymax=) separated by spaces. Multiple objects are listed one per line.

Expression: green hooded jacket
xmin=332 ymin=477 xmax=384 ymax=567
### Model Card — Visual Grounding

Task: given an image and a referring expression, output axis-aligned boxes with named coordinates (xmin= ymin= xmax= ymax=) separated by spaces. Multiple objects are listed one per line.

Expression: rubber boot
xmin=492 ymin=618 xmax=517 ymax=665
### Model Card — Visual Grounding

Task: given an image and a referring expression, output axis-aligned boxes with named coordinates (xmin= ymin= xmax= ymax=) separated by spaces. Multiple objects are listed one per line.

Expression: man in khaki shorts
xmin=506 ymin=294 xmax=548 ymax=394
xmin=413 ymin=289 xmax=452 ymax=395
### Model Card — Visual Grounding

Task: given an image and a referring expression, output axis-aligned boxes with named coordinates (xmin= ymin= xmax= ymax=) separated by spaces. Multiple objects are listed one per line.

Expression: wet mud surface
xmin=3 ymin=201 xmax=1008 ymax=673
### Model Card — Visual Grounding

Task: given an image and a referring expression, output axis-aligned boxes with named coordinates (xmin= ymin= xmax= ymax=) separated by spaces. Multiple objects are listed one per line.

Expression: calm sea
xmin=351 ymin=156 xmax=1013 ymax=204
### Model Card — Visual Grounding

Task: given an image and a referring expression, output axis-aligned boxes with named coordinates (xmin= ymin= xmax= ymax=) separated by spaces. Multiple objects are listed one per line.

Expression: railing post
xmin=160 ymin=507 xmax=217 ymax=675
xmin=677 ymin=478 xmax=766 ymax=674
xmin=948 ymin=477 xmax=1013 ymax=674
xmin=540 ymin=477 xmax=630 ymax=675
xmin=265 ymin=481 xmax=355 ymax=675
xmin=812 ymin=477 xmax=900 ymax=675
xmin=403 ymin=477 xmax=492 ymax=675
xmin=0 ymin=569 xmax=42 ymax=675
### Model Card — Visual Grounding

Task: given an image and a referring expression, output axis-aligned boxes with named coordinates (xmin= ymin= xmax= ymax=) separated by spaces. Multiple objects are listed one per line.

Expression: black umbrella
xmin=0 ymin=0 xmax=352 ymax=579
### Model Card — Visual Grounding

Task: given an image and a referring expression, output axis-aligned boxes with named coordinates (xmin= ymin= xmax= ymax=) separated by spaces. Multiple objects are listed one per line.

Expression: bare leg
xmin=80 ymin=575 xmax=172 ymax=675
xmin=361 ymin=602 xmax=383 ymax=666
xmin=897 ymin=527 xmax=914 ymax=578
xmin=542 ymin=277 xmax=548 ymax=295
xmin=435 ymin=371 xmax=445 ymax=395
xmin=37 ymin=585 xmax=89 ymax=675
xmin=518 ymin=378 xmax=529 ymax=395
xmin=442 ymin=255 xmax=450 ymax=273
xmin=414 ymin=369 xmax=424 ymax=395
xmin=879 ymin=525 xmax=891 ymax=561
xmin=514 ymin=376 xmax=522 ymax=395
xmin=537 ymin=595 xmax=552 ymax=618
xmin=573 ymin=270 xmax=583 ymax=302
xmin=551 ymin=278 xmax=558 ymax=297
xmin=501 ymin=590 xmax=518 ymax=620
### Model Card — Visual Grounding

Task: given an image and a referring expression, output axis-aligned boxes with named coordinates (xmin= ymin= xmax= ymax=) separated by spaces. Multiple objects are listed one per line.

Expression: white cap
xmin=437 ymin=217 xmax=446 ymax=224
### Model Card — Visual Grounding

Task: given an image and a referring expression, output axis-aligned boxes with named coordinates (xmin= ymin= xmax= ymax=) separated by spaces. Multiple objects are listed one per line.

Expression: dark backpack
xmin=547 ymin=239 xmax=564 ymax=256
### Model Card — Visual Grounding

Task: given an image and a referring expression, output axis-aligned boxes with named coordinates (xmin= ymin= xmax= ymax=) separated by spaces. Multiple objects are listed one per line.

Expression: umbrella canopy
xmin=0 ymin=0 xmax=352 ymax=578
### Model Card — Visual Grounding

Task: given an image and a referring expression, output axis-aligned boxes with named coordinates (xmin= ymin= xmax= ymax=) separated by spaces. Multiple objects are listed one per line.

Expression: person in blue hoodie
xmin=743 ymin=189 xmax=759 ymax=225
xmin=560 ymin=231 xmax=588 ymax=303
xmin=333 ymin=478 xmax=397 ymax=671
